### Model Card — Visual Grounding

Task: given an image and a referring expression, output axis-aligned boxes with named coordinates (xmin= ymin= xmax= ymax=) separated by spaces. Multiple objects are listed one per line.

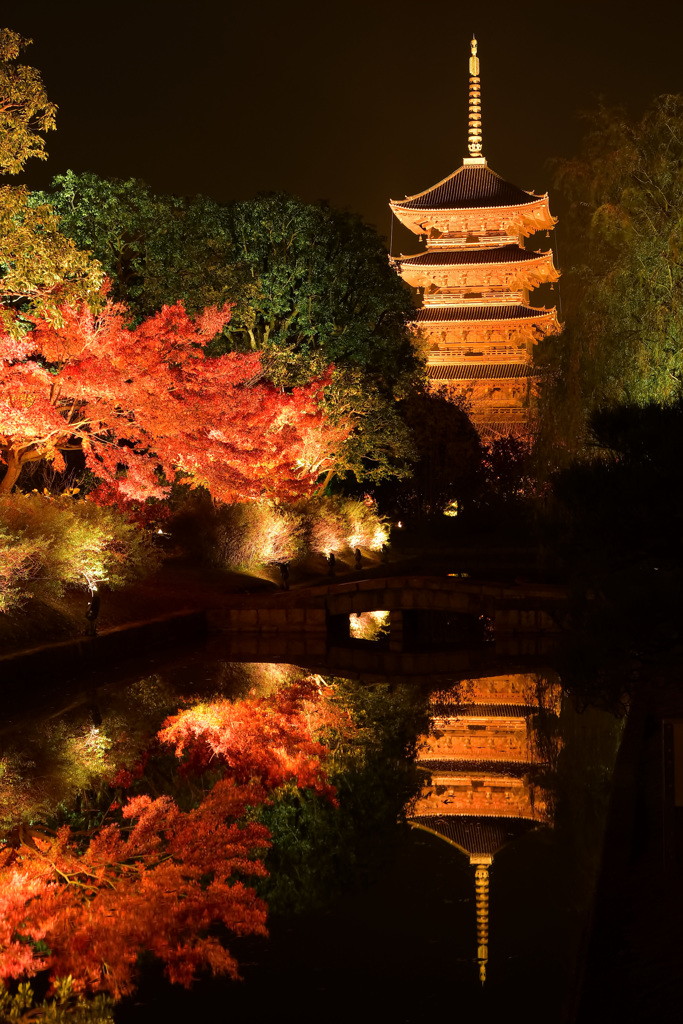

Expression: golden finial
xmin=469 ymin=36 xmax=479 ymax=76
xmin=466 ymin=35 xmax=485 ymax=164
xmin=473 ymin=859 xmax=490 ymax=984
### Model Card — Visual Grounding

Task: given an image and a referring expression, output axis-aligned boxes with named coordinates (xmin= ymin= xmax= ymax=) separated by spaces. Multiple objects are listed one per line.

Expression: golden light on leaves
xmin=349 ymin=610 xmax=390 ymax=641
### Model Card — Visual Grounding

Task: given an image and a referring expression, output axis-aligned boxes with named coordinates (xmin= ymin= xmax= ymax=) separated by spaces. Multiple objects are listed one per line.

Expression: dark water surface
xmin=2 ymin=639 xmax=624 ymax=1024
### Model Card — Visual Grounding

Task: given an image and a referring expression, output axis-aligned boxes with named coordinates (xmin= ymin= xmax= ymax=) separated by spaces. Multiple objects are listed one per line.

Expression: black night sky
xmin=4 ymin=0 xmax=683 ymax=250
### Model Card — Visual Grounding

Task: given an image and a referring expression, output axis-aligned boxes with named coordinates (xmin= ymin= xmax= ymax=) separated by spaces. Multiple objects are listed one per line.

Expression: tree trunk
xmin=316 ymin=468 xmax=335 ymax=495
xmin=0 ymin=451 xmax=23 ymax=494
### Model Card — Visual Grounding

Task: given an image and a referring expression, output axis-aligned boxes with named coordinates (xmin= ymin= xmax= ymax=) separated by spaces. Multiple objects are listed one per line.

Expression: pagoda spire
xmin=466 ymin=36 xmax=486 ymax=166
xmin=473 ymin=860 xmax=490 ymax=984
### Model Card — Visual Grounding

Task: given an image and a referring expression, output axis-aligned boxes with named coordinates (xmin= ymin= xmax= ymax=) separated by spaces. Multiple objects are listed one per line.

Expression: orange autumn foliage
xmin=0 ymin=298 xmax=349 ymax=499
xmin=0 ymin=677 xmax=348 ymax=1001
xmin=158 ymin=678 xmax=350 ymax=802
xmin=0 ymin=781 xmax=269 ymax=999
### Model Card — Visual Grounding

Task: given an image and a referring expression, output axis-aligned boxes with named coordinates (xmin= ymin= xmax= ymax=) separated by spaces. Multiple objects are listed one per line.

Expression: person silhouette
xmin=85 ymin=591 xmax=100 ymax=636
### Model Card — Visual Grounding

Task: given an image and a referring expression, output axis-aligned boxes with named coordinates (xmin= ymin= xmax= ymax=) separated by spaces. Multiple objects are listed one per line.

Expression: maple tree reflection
xmin=0 ymin=678 xmax=345 ymax=1002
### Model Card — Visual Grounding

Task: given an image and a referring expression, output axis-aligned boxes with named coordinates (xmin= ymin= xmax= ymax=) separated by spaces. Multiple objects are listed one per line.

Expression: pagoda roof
xmin=396 ymin=245 xmax=550 ymax=268
xmin=391 ymin=164 xmax=543 ymax=213
xmin=432 ymin=702 xmax=540 ymax=718
xmin=416 ymin=304 xmax=555 ymax=324
xmin=478 ymin=422 xmax=532 ymax=439
xmin=427 ymin=363 xmax=536 ymax=381
xmin=409 ymin=814 xmax=539 ymax=855
xmin=417 ymin=760 xmax=531 ymax=777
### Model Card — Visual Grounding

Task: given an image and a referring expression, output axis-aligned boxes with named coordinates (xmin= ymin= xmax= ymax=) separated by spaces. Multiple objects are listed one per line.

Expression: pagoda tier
xmin=389 ymin=37 xmax=560 ymax=437
xmin=421 ymin=711 xmax=542 ymax=764
xmin=411 ymin=769 xmax=550 ymax=821
xmin=432 ymin=672 xmax=562 ymax=710
xmin=390 ymin=164 xmax=556 ymax=241
xmin=393 ymin=245 xmax=559 ymax=300
xmin=407 ymin=669 xmax=561 ymax=985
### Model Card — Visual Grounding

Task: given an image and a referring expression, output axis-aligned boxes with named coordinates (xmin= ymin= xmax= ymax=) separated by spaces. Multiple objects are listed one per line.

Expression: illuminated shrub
xmin=302 ymin=496 xmax=389 ymax=555
xmin=171 ymin=491 xmax=389 ymax=572
xmin=170 ymin=490 xmax=305 ymax=573
xmin=0 ymin=492 xmax=162 ymax=609
xmin=0 ymin=719 xmax=114 ymax=833
xmin=0 ymin=527 xmax=50 ymax=613
xmin=214 ymin=502 xmax=305 ymax=571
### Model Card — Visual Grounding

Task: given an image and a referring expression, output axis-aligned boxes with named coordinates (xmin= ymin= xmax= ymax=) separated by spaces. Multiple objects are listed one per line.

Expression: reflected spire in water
xmin=473 ymin=859 xmax=490 ymax=984
xmin=408 ymin=671 xmax=561 ymax=982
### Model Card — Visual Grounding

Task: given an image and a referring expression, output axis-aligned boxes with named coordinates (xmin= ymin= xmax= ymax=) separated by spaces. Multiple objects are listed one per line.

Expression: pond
xmin=0 ymin=636 xmax=625 ymax=1023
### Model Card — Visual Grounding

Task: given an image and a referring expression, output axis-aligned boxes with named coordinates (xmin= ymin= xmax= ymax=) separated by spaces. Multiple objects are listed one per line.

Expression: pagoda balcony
xmin=427 ymin=350 xmax=533 ymax=364
xmin=471 ymin=408 xmax=529 ymax=421
xmin=426 ymin=233 xmax=517 ymax=249
xmin=422 ymin=289 xmax=526 ymax=306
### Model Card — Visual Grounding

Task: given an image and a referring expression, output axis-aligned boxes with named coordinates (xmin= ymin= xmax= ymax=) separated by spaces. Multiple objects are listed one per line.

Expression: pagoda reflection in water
xmin=407 ymin=672 xmax=562 ymax=983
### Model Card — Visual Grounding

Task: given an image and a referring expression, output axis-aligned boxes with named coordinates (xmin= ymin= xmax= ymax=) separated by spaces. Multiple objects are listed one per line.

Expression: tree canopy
xmin=37 ymin=171 xmax=235 ymax=322
xmin=0 ymin=31 xmax=104 ymax=336
xmin=383 ymin=387 xmax=484 ymax=518
xmin=0 ymin=300 xmax=346 ymax=500
xmin=40 ymin=175 xmax=421 ymax=485
xmin=0 ymin=678 xmax=340 ymax=1002
xmin=0 ymin=28 xmax=56 ymax=175
xmin=537 ymin=95 xmax=683 ymax=453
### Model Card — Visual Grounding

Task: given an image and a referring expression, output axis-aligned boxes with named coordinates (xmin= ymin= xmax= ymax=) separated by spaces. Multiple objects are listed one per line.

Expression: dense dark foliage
xmin=537 ymin=95 xmax=683 ymax=456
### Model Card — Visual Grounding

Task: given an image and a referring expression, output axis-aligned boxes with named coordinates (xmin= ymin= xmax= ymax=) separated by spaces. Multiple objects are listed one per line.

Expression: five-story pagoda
xmin=390 ymin=37 xmax=560 ymax=438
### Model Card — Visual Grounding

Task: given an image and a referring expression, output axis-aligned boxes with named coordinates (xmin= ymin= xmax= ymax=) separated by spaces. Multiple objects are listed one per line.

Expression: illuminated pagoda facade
xmin=408 ymin=673 xmax=561 ymax=983
xmin=390 ymin=37 xmax=560 ymax=438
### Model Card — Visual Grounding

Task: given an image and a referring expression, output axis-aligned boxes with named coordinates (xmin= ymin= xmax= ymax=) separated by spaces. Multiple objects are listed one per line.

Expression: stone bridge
xmin=208 ymin=631 xmax=560 ymax=687
xmin=215 ymin=574 xmax=571 ymax=655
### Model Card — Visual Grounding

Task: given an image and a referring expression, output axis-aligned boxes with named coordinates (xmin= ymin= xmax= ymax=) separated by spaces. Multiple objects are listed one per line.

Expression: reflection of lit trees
xmin=349 ymin=610 xmax=390 ymax=641
xmin=0 ymin=677 xmax=345 ymax=1003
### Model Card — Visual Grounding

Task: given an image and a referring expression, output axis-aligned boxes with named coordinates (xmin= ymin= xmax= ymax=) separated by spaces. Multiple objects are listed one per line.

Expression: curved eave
xmin=394 ymin=246 xmax=556 ymax=269
xmin=389 ymin=163 xmax=541 ymax=212
xmin=396 ymin=249 xmax=560 ymax=291
xmin=408 ymin=816 xmax=542 ymax=857
xmin=389 ymin=195 xmax=549 ymax=218
xmin=414 ymin=305 xmax=559 ymax=329
xmin=391 ymin=195 xmax=557 ymax=239
xmin=426 ymin=364 xmax=537 ymax=381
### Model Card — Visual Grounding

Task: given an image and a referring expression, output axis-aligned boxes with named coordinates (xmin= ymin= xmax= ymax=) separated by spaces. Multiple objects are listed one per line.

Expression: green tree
xmin=254 ymin=678 xmax=429 ymax=915
xmin=36 ymin=171 xmax=236 ymax=322
xmin=44 ymin=178 xmax=421 ymax=485
xmin=211 ymin=193 xmax=421 ymax=484
xmin=0 ymin=30 xmax=103 ymax=336
xmin=0 ymin=28 xmax=55 ymax=175
xmin=537 ymin=95 xmax=683 ymax=455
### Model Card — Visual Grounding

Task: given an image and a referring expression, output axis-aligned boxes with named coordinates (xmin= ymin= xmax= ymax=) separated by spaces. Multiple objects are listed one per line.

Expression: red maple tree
xmin=0 ymin=781 xmax=270 ymax=999
xmin=0 ymin=299 xmax=349 ymax=500
xmin=0 ymin=677 xmax=349 ymax=1001
xmin=158 ymin=677 xmax=350 ymax=801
